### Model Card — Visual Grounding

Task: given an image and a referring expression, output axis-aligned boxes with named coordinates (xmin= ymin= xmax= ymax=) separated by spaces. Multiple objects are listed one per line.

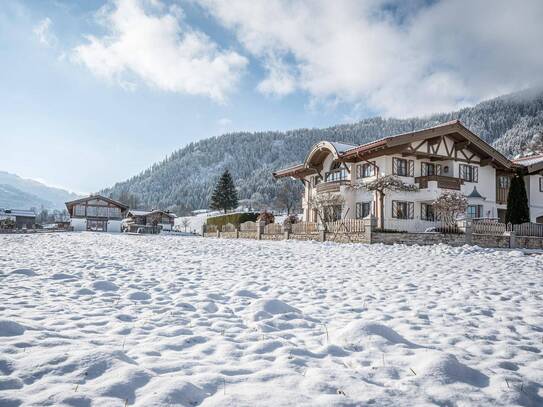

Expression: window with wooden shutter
xmin=459 ymin=164 xmax=478 ymax=182
xmin=540 ymin=177 xmax=543 ymax=192
xmin=393 ymin=158 xmax=409 ymax=176
xmin=436 ymin=164 xmax=442 ymax=175
xmin=392 ymin=200 xmax=414 ymax=219
xmin=408 ymin=160 xmax=414 ymax=177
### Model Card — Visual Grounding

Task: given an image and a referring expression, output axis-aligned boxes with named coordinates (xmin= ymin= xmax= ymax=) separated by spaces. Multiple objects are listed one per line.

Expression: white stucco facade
xmin=280 ymin=122 xmax=543 ymax=232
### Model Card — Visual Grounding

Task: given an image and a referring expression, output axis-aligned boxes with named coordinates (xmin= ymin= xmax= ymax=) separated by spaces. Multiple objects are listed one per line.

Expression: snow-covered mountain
xmin=102 ymin=88 xmax=543 ymax=214
xmin=0 ymin=171 xmax=81 ymax=210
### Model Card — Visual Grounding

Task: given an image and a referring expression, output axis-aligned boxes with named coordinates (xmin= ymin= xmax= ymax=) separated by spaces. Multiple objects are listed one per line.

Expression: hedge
xmin=206 ymin=212 xmax=259 ymax=228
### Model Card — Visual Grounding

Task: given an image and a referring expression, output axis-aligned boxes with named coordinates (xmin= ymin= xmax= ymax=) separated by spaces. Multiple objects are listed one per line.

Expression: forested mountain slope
xmin=102 ymin=88 xmax=543 ymax=214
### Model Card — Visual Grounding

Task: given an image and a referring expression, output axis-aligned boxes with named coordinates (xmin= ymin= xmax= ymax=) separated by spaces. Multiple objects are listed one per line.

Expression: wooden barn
xmin=65 ymin=195 xmax=128 ymax=232
xmin=124 ymin=209 xmax=176 ymax=233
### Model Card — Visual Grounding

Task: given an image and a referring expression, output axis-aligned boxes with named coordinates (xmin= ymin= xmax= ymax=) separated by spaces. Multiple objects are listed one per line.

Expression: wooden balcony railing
xmin=315 ymin=180 xmax=349 ymax=194
xmin=415 ymin=175 xmax=463 ymax=191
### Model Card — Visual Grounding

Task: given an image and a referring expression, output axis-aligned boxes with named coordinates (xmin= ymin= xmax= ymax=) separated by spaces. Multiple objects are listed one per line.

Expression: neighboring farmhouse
xmin=274 ymin=120 xmax=543 ymax=231
xmin=0 ymin=208 xmax=36 ymax=229
xmin=65 ymin=195 xmax=128 ymax=232
xmin=124 ymin=209 xmax=176 ymax=233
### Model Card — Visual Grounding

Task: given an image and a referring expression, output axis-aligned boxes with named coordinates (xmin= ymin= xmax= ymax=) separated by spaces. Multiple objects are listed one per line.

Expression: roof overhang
xmin=273 ymin=120 xmax=518 ymax=179
xmin=65 ymin=194 xmax=129 ymax=211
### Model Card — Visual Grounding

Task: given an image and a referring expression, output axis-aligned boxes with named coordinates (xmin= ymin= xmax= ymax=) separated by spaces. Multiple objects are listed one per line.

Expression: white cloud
xmin=72 ymin=0 xmax=247 ymax=102
xmin=33 ymin=17 xmax=57 ymax=47
xmin=200 ymin=0 xmax=543 ymax=117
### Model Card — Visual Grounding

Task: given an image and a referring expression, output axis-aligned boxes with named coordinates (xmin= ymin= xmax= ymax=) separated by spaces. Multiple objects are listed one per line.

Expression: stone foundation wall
xmin=371 ymin=232 xmax=466 ymax=246
xmin=261 ymin=233 xmax=284 ymax=241
xmin=516 ymin=236 xmax=543 ymax=249
xmin=289 ymin=233 xmax=320 ymax=241
xmin=472 ymin=234 xmax=510 ymax=248
xmin=238 ymin=231 xmax=257 ymax=239
xmin=202 ymin=225 xmax=543 ymax=250
xmin=327 ymin=232 xmax=370 ymax=244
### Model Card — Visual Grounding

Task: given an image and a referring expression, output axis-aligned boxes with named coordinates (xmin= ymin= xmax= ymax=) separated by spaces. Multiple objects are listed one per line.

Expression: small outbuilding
xmin=124 ymin=209 xmax=176 ymax=233
xmin=65 ymin=195 xmax=128 ymax=232
xmin=0 ymin=209 xmax=36 ymax=229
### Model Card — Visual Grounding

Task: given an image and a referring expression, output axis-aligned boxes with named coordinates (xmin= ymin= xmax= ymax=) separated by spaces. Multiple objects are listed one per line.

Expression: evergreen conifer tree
xmin=210 ymin=170 xmax=239 ymax=213
xmin=505 ymin=174 xmax=530 ymax=224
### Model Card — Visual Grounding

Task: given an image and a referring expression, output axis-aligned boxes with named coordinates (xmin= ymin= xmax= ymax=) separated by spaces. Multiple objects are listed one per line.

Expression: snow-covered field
xmin=1 ymin=233 xmax=542 ymax=406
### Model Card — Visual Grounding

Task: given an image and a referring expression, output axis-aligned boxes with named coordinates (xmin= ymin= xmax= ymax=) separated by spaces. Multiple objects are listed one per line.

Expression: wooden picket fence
xmin=473 ymin=220 xmax=543 ymax=237
xmin=291 ymin=222 xmax=318 ymax=234
xmin=240 ymin=221 xmax=257 ymax=231
xmin=325 ymin=219 xmax=365 ymax=233
xmin=222 ymin=223 xmax=236 ymax=232
xmin=205 ymin=224 xmax=218 ymax=233
xmin=264 ymin=223 xmax=283 ymax=234
xmin=508 ymin=222 xmax=543 ymax=237
xmin=472 ymin=220 xmax=506 ymax=236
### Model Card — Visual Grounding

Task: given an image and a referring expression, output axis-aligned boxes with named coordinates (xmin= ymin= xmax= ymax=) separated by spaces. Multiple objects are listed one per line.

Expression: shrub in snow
xmin=257 ymin=210 xmax=275 ymax=225
xmin=432 ymin=191 xmax=468 ymax=227
xmin=206 ymin=212 xmax=258 ymax=228
xmin=282 ymin=214 xmax=299 ymax=226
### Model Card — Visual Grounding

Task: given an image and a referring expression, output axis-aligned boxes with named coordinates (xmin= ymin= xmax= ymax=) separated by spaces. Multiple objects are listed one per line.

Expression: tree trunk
xmin=379 ymin=191 xmax=385 ymax=230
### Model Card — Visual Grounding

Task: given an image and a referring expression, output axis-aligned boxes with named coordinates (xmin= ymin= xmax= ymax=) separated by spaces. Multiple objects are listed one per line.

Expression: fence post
xmin=509 ymin=230 xmax=517 ymax=249
xmin=257 ymin=221 xmax=265 ymax=240
xmin=363 ymin=215 xmax=376 ymax=244
xmin=201 ymin=224 xmax=206 ymax=236
xmin=283 ymin=222 xmax=291 ymax=240
xmin=464 ymin=221 xmax=472 ymax=245
xmin=216 ymin=229 xmax=221 ymax=238
xmin=319 ymin=230 xmax=326 ymax=242
xmin=236 ymin=228 xmax=240 ymax=239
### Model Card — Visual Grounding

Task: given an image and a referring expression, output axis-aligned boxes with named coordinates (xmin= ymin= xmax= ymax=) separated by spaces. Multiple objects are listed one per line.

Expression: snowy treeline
xmin=102 ymin=89 xmax=543 ymax=215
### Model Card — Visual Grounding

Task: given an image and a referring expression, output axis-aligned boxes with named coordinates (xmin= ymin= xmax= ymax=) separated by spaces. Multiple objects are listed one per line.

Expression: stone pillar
xmin=257 ymin=221 xmax=265 ymax=240
xmin=363 ymin=215 xmax=376 ymax=244
xmin=319 ymin=230 xmax=326 ymax=242
xmin=464 ymin=222 xmax=473 ymax=245
xmin=508 ymin=231 xmax=517 ymax=249
xmin=283 ymin=222 xmax=291 ymax=240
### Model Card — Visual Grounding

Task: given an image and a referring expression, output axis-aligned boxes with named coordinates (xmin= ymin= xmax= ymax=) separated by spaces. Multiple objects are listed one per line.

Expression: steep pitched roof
xmin=513 ymin=153 xmax=543 ymax=174
xmin=65 ymin=194 xmax=129 ymax=210
xmin=274 ymin=120 xmax=514 ymax=179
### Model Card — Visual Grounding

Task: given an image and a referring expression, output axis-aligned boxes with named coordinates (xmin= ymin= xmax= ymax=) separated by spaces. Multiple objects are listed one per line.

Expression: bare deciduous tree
xmin=432 ymin=191 xmax=468 ymax=227
xmin=181 ymin=218 xmax=191 ymax=232
xmin=351 ymin=175 xmax=418 ymax=230
xmin=274 ymin=179 xmax=302 ymax=214
xmin=312 ymin=192 xmax=345 ymax=230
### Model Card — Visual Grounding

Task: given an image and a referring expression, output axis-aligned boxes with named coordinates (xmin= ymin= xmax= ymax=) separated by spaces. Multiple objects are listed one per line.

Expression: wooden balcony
xmin=415 ymin=175 xmax=463 ymax=191
xmin=315 ymin=180 xmax=349 ymax=194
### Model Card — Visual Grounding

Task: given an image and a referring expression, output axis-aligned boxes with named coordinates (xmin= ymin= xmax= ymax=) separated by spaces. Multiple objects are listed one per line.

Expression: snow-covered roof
xmin=513 ymin=154 xmax=543 ymax=166
xmin=0 ymin=209 xmax=36 ymax=217
xmin=329 ymin=142 xmax=357 ymax=154
xmin=128 ymin=210 xmax=151 ymax=216
xmin=127 ymin=209 xmax=176 ymax=218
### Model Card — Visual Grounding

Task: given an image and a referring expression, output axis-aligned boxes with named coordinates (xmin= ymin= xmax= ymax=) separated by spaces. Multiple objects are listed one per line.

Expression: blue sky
xmin=1 ymin=0 xmax=542 ymax=193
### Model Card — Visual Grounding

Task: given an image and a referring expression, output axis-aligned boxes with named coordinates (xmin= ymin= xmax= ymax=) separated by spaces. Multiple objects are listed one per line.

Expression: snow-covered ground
xmin=1 ymin=233 xmax=542 ymax=406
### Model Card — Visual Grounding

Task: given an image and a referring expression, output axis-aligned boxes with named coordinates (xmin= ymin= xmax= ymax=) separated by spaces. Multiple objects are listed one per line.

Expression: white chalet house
xmin=273 ymin=120 xmax=543 ymax=231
